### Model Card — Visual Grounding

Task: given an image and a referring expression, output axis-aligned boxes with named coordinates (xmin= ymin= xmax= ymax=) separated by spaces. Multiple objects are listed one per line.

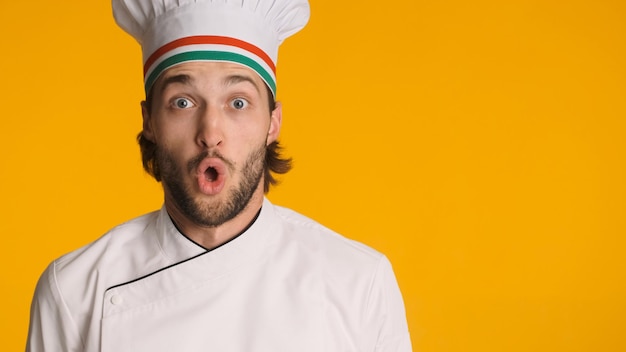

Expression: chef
xmin=26 ymin=0 xmax=412 ymax=351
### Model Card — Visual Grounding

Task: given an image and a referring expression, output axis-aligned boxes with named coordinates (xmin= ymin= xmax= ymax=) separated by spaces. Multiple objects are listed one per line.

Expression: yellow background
xmin=2 ymin=0 xmax=625 ymax=351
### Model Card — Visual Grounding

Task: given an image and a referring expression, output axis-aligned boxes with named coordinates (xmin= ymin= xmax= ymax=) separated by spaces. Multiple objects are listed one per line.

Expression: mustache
xmin=186 ymin=150 xmax=236 ymax=174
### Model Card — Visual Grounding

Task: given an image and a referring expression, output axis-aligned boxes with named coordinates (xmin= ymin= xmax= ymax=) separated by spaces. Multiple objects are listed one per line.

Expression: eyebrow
xmin=224 ymin=74 xmax=261 ymax=94
xmin=159 ymin=74 xmax=193 ymax=94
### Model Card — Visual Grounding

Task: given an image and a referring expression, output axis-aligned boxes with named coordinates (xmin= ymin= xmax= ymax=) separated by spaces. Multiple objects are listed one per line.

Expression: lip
xmin=195 ymin=157 xmax=227 ymax=195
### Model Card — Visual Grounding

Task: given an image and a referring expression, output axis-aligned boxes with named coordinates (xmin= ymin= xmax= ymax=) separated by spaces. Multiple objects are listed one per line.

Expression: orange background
xmin=2 ymin=0 xmax=625 ymax=351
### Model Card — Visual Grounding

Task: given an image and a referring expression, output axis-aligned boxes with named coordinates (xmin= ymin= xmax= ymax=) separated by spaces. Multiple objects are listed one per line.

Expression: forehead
xmin=155 ymin=61 xmax=266 ymax=89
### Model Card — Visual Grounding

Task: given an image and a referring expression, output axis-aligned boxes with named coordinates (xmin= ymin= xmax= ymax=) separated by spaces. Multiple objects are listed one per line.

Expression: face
xmin=142 ymin=61 xmax=282 ymax=228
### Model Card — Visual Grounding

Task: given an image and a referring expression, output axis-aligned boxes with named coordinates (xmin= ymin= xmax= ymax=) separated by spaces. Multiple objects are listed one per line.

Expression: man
xmin=27 ymin=0 xmax=412 ymax=351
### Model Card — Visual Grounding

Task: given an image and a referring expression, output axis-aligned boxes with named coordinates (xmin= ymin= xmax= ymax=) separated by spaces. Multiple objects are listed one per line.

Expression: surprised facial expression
xmin=142 ymin=61 xmax=282 ymax=227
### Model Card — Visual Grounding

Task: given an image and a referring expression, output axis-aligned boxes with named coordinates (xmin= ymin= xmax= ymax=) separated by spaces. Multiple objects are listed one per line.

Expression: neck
xmin=165 ymin=190 xmax=265 ymax=250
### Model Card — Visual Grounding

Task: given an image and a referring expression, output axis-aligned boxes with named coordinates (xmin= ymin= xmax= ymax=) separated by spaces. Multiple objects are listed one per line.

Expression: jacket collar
xmin=154 ymin=197 xmax=278 ymax=264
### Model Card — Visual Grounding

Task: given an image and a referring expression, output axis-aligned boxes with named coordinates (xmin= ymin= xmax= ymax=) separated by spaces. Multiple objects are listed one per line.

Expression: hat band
xmin=144 ymin=50 xmax=277 ymax=96
xmin=143 ymin=36 xmax=277 ymax=96
xmin=143 ymin=35 xmax=276 ymax=77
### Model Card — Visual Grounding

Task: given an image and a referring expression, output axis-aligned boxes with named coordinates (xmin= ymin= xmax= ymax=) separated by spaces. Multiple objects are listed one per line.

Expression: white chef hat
xmin=112 ymin=0 xmax=310 ymax=97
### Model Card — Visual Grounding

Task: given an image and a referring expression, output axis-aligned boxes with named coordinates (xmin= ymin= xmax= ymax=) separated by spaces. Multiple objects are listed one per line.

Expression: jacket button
xmin=111 ymin=295 xmax=124 ymax=305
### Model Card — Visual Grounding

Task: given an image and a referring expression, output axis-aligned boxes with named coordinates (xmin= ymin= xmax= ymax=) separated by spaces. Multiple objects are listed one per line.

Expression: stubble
xmin=157 ymin=144 xmax=265 ymax=228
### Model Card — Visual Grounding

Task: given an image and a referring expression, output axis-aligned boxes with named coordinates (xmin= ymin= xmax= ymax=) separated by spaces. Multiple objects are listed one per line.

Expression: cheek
xmin=229 ymin=118 xmax=270 ymax=142
xmin=153 ymin=117 xmax=196 ymax=146
xmin=154 ymin=130 xmax=196 ymax=164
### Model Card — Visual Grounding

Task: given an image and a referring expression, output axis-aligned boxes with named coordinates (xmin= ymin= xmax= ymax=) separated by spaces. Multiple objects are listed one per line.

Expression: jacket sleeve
xmin=26 ymin=261 xmax=84 ymax=352
xmin=367 ymin=256 xmax=413 ymax=352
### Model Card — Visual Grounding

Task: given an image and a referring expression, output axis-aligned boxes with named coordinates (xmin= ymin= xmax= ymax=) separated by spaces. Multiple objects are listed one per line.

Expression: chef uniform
xmin=27 ymin=0 xmax=412 ymax=351
xmin=28 ymin=199 xmax=411 ymax=351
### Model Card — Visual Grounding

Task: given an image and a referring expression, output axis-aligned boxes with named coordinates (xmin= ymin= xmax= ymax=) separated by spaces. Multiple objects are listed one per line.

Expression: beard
xmin=156 ymin=144 xmax=266 ymax=228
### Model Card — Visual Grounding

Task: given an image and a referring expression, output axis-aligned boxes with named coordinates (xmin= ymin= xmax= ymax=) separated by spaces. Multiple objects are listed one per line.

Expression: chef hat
xmin=112 ymin=0 xmax=310 ymax=97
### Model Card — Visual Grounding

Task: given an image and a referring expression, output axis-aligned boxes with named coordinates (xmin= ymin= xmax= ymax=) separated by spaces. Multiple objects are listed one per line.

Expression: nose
xmin=196 ymin=104 xmax=224 ymax=148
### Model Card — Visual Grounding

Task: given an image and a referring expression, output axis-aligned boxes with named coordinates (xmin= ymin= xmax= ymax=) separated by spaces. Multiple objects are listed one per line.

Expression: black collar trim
xmin=105 ymin=207 xmax=262 ymax=292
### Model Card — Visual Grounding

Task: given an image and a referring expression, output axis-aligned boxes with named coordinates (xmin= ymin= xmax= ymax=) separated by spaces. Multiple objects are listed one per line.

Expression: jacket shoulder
xmin=272 ymin=204 xmax=385 ymax=272
xmin=55 ymin=211 xmax=158 ymax=270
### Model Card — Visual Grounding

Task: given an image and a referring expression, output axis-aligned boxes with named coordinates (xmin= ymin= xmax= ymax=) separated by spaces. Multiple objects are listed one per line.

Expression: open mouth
xmin=196 ymin=158 xmax=227 ymax=195
xmin=204 ymin=166 xmax=219 ymax=182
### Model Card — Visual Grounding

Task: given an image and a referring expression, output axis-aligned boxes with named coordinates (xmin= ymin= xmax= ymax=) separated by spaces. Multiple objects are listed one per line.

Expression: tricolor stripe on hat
xmin=143 ymin=36 xmax=277 ymax=96
xmin=112 ymin=0 xmax=310 ymax=97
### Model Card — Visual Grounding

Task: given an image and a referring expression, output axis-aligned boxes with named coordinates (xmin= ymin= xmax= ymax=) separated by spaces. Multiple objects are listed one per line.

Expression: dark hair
xmin=139 ymin=86 xmax=292 ymax=193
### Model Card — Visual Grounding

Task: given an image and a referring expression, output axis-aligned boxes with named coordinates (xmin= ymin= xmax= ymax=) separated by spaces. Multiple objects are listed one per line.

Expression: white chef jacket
xmin=27 ymin=198 xmax=411 ymax=351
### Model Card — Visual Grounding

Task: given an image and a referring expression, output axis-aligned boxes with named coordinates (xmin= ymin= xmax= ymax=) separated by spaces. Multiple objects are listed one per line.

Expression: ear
xmin=267 ymin=101 xmax=282 ymax=145
xmin=141 ymin=101 xmax=155 ymax=142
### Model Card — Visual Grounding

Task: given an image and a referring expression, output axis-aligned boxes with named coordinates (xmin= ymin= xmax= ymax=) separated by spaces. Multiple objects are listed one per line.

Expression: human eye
xmin=172 ymin=97 xmax=195 ymax=109
xmin=229 ymin=97 xmax=249 ymax=110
